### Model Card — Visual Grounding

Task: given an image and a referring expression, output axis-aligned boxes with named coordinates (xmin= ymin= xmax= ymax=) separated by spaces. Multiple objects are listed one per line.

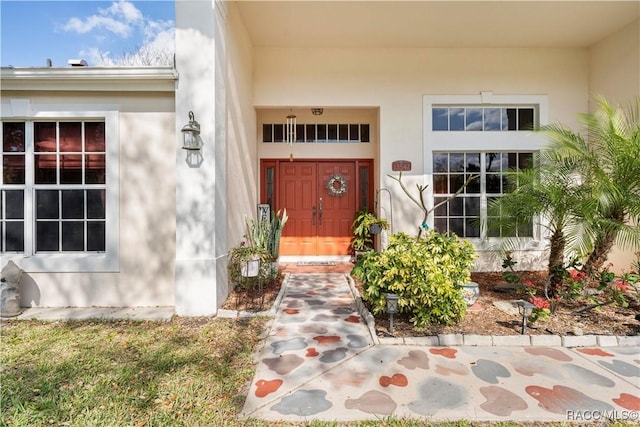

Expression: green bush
xmin=351 ymin=231 xmax=477 ymax=326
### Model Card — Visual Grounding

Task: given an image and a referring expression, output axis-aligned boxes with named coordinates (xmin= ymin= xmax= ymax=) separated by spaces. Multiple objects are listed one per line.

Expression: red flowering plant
xmin=528 ymin=295 xmax=551 ymax=322
xmin=562 ymin=268 xmax=587 ymax=300
xmin=598 ymin=267 xmax=638 ymax=309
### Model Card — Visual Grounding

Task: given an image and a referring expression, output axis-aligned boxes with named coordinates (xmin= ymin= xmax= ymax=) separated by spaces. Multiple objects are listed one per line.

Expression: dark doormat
xmin=296 ymin=261 xmax=336 ymax=266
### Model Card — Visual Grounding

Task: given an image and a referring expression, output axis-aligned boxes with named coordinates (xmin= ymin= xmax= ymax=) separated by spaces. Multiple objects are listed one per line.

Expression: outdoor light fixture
xmin=285 ymin=111 xmax=296 ymax=145
xmin=516 ymin=300 xmax=535 ymax=335
xmin=181 ymin=111 xmax=202 ymax=151
xmin=311 ymin=108 xmax=324 ymax=116
xmin=386 ymin=293 xmax=399 ymax=335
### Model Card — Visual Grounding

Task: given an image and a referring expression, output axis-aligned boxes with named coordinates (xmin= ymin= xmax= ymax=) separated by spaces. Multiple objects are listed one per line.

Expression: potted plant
xmin=351 ymin=208 xmax=389 ymax=255
xmin=227 ymin=244 xmax=271 ymax=286
xmin=245 ymin=209 xmax=288 ymax=279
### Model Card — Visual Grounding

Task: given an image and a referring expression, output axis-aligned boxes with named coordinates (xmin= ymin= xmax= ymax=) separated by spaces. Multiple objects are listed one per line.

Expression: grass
xmin=0 ymin=318 xmax=635 ymax=427
xmin=1 ymin=317 xmax=270 ymax=427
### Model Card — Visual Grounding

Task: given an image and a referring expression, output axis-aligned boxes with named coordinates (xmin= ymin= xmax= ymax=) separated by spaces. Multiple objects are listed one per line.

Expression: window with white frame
xmin=424 ymin=94 xmax=548 ymax=241
xmin=432 ymin=151 xmax=534 ymax=238
xmin=1 ymin=112 xmax=118 ymax=272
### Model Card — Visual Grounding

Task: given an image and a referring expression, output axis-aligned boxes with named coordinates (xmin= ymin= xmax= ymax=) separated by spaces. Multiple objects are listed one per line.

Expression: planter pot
xmin=241 ymin=256 xmax=260 ymax=278
xmin=369 ymin=223 xmax=383 ymax=235
xmin=460 ymin=282 xmax=480 ymax=306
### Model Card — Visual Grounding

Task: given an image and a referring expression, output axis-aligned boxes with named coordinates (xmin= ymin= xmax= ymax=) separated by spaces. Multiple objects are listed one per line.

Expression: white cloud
xmin=64 ymin=0 xmax=174 ymax=66
xmin=63 ymin=15 xmax=131 ymax=37
xmin=62 ymin=0 xmax=166 ymax=39
xmin=146 ymin=27 xmax=175 ymax=53
xmin=102 ymin=0 xmax=143 ymax=25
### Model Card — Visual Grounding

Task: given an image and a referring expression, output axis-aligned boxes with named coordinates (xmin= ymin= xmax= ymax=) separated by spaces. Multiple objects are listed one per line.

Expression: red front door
xmin=276 ymin=161 xmax=359 ymax=256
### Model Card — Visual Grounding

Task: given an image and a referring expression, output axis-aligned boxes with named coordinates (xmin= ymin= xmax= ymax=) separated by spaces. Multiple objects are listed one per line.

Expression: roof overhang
xmin=0 ymin=67 xmax=178 ymax=92
xmin=236 ymin=1 xmax=639 ymax=49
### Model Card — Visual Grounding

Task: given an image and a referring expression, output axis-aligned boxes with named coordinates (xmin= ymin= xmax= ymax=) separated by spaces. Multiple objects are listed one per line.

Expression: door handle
xmin=312 ymin=205 xmax=317 ymax=225
xmin=319 ymin=197 xmax=323 ymax=225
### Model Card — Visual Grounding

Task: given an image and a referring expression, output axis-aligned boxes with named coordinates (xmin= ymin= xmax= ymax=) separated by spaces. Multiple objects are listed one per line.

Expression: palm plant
xmin=541 ymin=95 xmax=640 ymax=277
xmin=491 ymin=95 xmax=640 ymax=289
xmin=487 ymin=154 xmax=586 ymax=293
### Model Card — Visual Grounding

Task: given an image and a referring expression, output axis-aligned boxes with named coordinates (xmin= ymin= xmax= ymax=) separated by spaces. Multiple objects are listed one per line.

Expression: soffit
xmin=236 ymin=1 xmax=639 ymax=48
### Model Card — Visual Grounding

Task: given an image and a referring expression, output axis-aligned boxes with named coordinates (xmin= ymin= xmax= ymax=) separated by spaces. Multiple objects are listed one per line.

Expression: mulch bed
xmin=222 ymin=270 xmax=640 ymax=337
xmin=371 ymin=272 xmax=640 ymax=337
xmin=221 ymin=274 xmax=283 ymax=312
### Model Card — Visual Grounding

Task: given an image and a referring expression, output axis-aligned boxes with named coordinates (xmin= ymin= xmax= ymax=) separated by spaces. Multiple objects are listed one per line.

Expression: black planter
xmin=369 ymin=223 xmax=383 ymax=234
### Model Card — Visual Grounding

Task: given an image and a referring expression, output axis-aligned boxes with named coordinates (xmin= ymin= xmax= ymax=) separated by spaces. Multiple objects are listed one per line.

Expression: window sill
xmin=1 ymin=253 xmax=119 ymax=273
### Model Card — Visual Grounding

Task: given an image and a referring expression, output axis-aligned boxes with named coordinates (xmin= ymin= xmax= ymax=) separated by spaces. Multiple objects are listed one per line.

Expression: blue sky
xmin=1 ymin=0 xmax=174 ymax=67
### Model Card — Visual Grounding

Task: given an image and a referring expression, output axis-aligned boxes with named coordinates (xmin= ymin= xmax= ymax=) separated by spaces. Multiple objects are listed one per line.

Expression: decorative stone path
xmin=240 ymin=273 xmax=640 ymax=423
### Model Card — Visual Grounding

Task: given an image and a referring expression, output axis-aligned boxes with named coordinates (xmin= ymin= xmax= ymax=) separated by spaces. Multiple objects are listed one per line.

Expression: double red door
xmin=277 ymin=161 xmax=358 ymax=256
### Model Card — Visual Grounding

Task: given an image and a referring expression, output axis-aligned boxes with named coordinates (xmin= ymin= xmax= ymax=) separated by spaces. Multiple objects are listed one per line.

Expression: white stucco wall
xmin=589 ymin=18 xmax=640 ymax=273
xmin=226 ymin=2 xmax=258 ymax=249
xmin=589 ymin=19 xmax=640 ymax=108
xmin=175 ymin=0 xmax=226 ymax=316
xmin=252 ymin=47 xmax=589 ymax=270
xmin=1 ymin=93 xmax=176 ymax=307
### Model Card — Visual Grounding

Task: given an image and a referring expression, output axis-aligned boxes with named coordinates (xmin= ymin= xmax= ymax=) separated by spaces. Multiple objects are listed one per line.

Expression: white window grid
xmin=432 ymin=106 xmax=536 ymax=132
xmin=0 ymin=108 xmax=119 ymax=272
xmin=432 ymin=151 xmax=534 ymax=239
xmin=424 ymin=93 xmax=550 ymax=244
xmin=262 ymin=123 xmax=371 ymax=143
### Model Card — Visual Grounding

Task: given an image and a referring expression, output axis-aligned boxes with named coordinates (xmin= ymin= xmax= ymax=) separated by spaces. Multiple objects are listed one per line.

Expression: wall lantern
xmin=386 ymin=293 xmax=399 ymax=335
xmin=181 ymin=111 xmax=203 ymax=151
xmin=516 ymin=300 xmax=535 ymax=335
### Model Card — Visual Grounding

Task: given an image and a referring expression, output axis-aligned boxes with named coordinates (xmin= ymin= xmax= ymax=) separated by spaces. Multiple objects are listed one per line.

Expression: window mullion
xmin=24 ymin=122 xmax=35 ymax=256
xmin=480 ymin=153 xmax=488 ymax=240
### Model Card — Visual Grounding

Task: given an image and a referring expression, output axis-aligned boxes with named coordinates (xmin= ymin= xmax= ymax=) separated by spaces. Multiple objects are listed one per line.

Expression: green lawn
xmin=0 ymin=318 xmax=633 ymax=427
xmin=1 ymin=317 xmax=271 ymax=427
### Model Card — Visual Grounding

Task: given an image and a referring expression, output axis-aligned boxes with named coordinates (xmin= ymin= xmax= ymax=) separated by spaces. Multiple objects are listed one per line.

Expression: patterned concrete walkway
xmin=240 ymin=273 xmax=640 ymax=423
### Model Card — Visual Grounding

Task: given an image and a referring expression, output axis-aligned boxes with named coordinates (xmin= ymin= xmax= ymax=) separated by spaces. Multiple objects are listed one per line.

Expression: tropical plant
xmin=542 ymin=95 xmax=640 ymax=277
xmin=351 ymin=208 xmax=389 ymax=252
xmin=245 ymin=209 xmax=288 ymax=260
xmin=487 ymin=153 xmax=586 ymax=294
xmin=352 ymin=231 xmax=476 ymax=326
xmin=267 ymin=209 xmax=288 ymax=259
xmin=489 ymin=95 xmax=640 ymax=291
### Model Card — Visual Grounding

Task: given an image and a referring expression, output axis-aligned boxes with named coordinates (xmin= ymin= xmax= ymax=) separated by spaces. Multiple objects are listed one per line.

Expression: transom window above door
xmin=262 ymin=123 xmax=370 ymax=143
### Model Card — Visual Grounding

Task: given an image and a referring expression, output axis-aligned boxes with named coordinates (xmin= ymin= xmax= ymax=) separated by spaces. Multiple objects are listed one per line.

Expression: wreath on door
xmin=326 ymin=174 xmax=348 ymax=196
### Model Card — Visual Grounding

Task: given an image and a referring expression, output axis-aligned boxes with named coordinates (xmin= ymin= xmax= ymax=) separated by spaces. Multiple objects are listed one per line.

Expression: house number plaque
xmin=391 ymin=160 xmax=412 ymax=172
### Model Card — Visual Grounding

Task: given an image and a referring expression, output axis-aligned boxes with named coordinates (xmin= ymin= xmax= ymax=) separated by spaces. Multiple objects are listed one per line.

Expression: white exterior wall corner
xmin=175 ymin=0 xmax=227 ymax=316
xmin=589 ymin=17 xmax=640 ymax=273
xmin=226 ymin=2 xmax=257 ymax=250
xmin=589 ymin=18 xmax=640 ymax=108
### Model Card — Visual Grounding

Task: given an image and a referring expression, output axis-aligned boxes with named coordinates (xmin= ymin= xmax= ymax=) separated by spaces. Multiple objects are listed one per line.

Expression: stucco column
xmin=175 ymin=0 xmax=227 ymax=316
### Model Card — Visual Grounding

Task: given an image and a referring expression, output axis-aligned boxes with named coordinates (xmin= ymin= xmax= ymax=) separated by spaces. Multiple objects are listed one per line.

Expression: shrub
xmin=352 ymin=231 xmax=477 ymax=326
